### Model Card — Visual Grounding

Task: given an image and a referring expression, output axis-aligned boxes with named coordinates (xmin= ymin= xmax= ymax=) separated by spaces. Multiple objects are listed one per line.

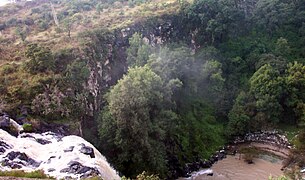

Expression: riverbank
xmin=184 ymin=154 xmax=283 ymax=180
xmin=178 ymin=131 xmax=292 ymax=179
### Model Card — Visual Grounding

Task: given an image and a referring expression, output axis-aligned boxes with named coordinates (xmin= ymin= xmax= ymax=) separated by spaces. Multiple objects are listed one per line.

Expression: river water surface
xmin=180 ymin=154 xmax=283 ymax=180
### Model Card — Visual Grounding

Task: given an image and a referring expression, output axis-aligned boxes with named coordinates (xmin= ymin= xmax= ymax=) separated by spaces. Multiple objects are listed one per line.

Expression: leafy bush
xmin=31 ymin=7 xmax=41 ymax=14
xmin=24 ymin=44 xmax=55 ymax=74
xmin=0 ymin=63 xmax=18 ymax=75
xmin=22 ymin=123 xmax=33 ymax=132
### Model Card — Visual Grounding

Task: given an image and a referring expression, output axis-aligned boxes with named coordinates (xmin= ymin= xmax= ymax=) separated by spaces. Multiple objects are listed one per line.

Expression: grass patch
xmin=0 ymin=170 xmax=53 ymax=179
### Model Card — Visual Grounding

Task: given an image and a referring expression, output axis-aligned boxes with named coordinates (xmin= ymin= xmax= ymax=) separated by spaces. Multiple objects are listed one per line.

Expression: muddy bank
xmin=235 ymin=142 xmax=289 ymax=158
xmin=184 ymin=155 xmax=283 ymax=180
xmin=177 ymin=131 xmax=291 ymax=179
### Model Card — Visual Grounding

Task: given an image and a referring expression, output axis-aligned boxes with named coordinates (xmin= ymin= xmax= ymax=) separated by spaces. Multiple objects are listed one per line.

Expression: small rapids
xmin=0 ymin=126 xmax=120 ymax=180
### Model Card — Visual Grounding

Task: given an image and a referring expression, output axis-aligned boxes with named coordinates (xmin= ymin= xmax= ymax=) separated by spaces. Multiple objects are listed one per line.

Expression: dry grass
xmin=0 ymin=0 xmax=179 ymax=65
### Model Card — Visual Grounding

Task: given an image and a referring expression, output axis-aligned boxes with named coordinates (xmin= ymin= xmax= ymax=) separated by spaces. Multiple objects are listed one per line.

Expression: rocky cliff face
xmin=80 ymin=16 xmax=185 ymax=140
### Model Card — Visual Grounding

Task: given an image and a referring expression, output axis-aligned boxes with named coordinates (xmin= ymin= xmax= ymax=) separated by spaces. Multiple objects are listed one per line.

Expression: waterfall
xmin=0 ymin=120 xmax=120 ymax=180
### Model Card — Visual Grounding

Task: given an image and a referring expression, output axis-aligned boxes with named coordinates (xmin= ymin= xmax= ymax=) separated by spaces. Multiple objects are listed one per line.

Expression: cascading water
xmin=0 ymin=119 xmax=120 ymax=180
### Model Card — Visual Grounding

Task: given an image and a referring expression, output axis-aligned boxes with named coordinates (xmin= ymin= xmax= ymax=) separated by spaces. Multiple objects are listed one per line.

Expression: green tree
xmin=201 ymin=60 xmax=225 ymax=92
xmin=147 ymin=46 xmax=192 ymax=82
xmin=65 ymin=59 xmax=90 ymax=93
xmin=275 ymin=37 xmax=291 ymax=58
xmin=227 ymin=91 xmax=252 ymax=136
xmin=285 ymin=62 xmax=305 ymax=125
xmin=99 ymin=66 xmax=176 ymax=177
xmin=127 ymin=33 xmax=151 ymax=67
xmin=62 ymin=17 xmax=77 ymax=38
xmin=15 ymin=26 xmax=28 ymax=42
xmin=250 ymin=64 xmax=284 ymax=124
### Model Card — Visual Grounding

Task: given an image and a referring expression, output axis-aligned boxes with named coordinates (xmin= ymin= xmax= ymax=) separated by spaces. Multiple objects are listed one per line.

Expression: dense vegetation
xmin=0 ymin=0 xmax=305 ymax=178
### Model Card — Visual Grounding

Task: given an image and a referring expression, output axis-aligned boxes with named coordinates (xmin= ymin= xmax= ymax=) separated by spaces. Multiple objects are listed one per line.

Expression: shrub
xmin=0 ymin=63 xmax=18 ymax=75
xmin=31 ymin=7 xmax=41 ymax=14
xmin=24 ymin=43 xmax=55 ymax=74
xmin=22 ymin=123 xmax=33 ymax=132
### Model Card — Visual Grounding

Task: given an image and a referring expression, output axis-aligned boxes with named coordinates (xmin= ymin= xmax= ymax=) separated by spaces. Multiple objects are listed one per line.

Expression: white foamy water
xmin=0 ymin=0 xmax=9 ymax=6
xmin=0 ymin=129 xmax=120 ymax=180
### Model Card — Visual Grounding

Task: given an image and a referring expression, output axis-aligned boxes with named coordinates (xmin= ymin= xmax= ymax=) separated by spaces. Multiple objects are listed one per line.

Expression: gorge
xmin=0 ymin=0 xmax=305 ymax=179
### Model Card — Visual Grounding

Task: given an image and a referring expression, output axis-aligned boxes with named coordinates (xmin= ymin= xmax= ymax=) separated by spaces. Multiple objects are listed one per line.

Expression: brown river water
xmin=179 ymin=154 xmax=283 ymax=180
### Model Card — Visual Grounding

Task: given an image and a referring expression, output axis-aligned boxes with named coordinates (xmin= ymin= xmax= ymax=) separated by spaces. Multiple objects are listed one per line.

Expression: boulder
xmin=2 ymin=159 xmax=22 ymax=169
xmin=64 ymin=146 xmax=74 ymax=152
xmin=36 ymin=138 xmax=51 ymax=145
xmin=0 ymin=141 xmax=11 ymax=154
xmin=207 ymin=172 xmax=213 ymax=176
xmin=48 ymin=168 xmax=56 ymax=172
xmin=3 ymin=151 xmax=40 ymax=168
xmin=0 ymin=116 xmax=10 ymax=128
xmin=79 ymin=144 xmax=95 ymax=158
xmin=60 ymin=160 xmax=100 ymax=178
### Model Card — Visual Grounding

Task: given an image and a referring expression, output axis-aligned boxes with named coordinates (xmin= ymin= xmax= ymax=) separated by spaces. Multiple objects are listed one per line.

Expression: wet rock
xmin=0 ymin=147 xmax=5 ymax=153
xmin=0 ymin=141 xmax=11 ymax=154
xmin=2 ymin=159 xmax=22 ymax=169
xmin=47 ymin=156 xmax=56 ymax=164
xmin=0 ymin=115 xmax=10 ymax=128
xmin=4 ymin=151 xmax=40 ymax=168
xmin=19 ymin=134 xmax=51 ymax=145
xmin=0 ymin=141 xmax=11 ymax=149
xmin=36 ymin=138 xmax=51 ymax=145
xmin=207 ymin=172 xmax=213 ymax=176
xmin=79 ymin=144 xmax=95 ymax=158
xmin=60 ymin=160 xmax=100 ymax=178
xmin=64 ymin=146 xmax=74 ymax=152
xmin=20 ymin=134 xmax=35 ymax=139
xmin=6 ymin=151 xmax=28 ymax=161
xmin=233 ymin=131 xmax=291 ymax=148
xmin=201 ymin=160 xmax=212 ymax=168
xmin=48 ymin=168 xmax=56 ymax=172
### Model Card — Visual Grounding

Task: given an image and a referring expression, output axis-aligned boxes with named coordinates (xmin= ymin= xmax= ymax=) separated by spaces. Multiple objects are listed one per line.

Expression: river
xmin=180 ymin=154 xmax=283 ymax=180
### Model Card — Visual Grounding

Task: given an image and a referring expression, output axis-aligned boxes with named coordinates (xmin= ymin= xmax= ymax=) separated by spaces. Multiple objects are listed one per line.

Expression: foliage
xmin=122 ymin=171 xmax=160 ymax=180
xmin=249 ymin=64 xmax=284 ymax=124
xmin=268 ymin=175 xmax=290 ymax=180
xmin=127 ymin=33 xmax=151 ymax=67
xmin=24 ymin=44 xmax=55 ymax=74
xmin=99 ymin=66 xmax=176 ymax=177
xmin=31 ymin=85 xmax=70 ymax=119
xmin=0 ymin=170 xmax=52 ymax=179
xmin=22 ymin=123 xmax=33 ymax=132
xmin=228 ymin=62 xmax=305 ymax=135
xmin=285 ymin=62 xmax=305 ymax=125
xmin=15 ymin=26 xmax=28 ymax=42
xmin=239 ymin=147 xmax=259 ymax=164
